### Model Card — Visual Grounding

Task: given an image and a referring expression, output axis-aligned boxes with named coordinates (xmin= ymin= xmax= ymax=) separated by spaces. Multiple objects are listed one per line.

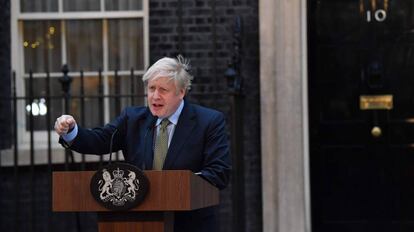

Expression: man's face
xmin=147 ymin=76 xmax=185 ymax=118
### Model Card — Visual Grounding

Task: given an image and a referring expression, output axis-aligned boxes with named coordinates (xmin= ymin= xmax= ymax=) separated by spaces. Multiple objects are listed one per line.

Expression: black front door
xmin=309 ymin=1 xmax=414 ymax=231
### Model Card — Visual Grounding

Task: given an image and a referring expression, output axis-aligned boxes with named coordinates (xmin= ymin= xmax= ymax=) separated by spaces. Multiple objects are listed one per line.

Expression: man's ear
xmin=179 ymin=88 xmax=186 ymax=98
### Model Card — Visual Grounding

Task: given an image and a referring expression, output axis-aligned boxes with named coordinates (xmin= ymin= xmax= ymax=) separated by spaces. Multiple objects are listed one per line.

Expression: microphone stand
xmin=108 ymin=128 xmax=119 ymax=164
xmin=89 ymin=126 xmax=149 ymax=211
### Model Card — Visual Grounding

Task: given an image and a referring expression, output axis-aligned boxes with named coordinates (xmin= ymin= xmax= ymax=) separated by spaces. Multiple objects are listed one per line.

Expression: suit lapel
xmin=163 ymin=103 xmax=196 ymax=169
xmin=141 ymin=111 xmax=157 ymax=170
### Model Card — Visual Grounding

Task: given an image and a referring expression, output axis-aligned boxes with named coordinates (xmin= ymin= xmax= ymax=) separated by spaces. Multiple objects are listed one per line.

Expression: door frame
xmin=259 ymin=0 xmax=310 ymax=231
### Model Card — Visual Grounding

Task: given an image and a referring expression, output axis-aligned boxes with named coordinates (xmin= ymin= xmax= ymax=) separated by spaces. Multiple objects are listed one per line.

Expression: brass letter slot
xmin=360 ymin=95 xmax=393 ymax=110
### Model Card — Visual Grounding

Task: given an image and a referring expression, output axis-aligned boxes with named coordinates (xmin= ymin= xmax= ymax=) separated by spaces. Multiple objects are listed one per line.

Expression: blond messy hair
xmin=142 ymin=55 xmax=194 ymax=94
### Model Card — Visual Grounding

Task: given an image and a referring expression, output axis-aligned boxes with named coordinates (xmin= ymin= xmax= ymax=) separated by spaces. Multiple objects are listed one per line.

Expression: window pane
xmin=24 ymin=77 xmax=63 ymax=131
xmin=63 ymin=0 xmax=100 ymax=12
xmin=21 ymin=0 xmax=58 ymax=12
xmin=108 ymin=19 xmax=144 ymax=71
xmin=23 ymin=21 xmax=62 ymax=73
xmin=105 ymin=0 xmax=142 ymax=11
xmin=66 ymin=20 xmax=103 ymax=72
xmin=108 ymin=75 xmax=145 ymax=119
xmin=70 ymin=76 xmax=102 ymax=128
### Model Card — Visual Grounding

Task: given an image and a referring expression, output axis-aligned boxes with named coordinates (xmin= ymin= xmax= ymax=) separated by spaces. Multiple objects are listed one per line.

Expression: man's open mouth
xmin=152 ymin=103 xmax=164 ymax=108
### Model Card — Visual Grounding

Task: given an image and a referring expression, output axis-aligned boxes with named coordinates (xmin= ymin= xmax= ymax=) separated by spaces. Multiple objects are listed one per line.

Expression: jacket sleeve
xmin=199 ymin=112 xmax=232 ymax=190
xmin=58 ymin=109 xmax=128 ymax=155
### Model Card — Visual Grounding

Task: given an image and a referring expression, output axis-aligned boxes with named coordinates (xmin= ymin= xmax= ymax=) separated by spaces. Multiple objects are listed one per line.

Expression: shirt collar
xmin=155 ymin=100 xmax=184 ymax=126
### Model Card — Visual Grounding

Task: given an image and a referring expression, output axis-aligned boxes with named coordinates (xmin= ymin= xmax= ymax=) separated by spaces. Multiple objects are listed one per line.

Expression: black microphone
xmin=108 ymin=127 xmax=119 ymax=165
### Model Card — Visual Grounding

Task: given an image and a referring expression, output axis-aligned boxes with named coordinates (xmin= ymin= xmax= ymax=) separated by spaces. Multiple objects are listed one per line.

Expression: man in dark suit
xmin=54 ymin=55 xmax=231 ymax=232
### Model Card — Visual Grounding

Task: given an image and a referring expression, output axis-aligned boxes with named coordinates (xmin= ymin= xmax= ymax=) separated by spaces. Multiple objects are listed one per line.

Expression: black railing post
xmin=12 ymin=71 xmax=20 ymax=232
xmin=80 ymin=70 xmax=86 ymax=170
xmin=225 ymin=16 xmax=245 ymax=232
xmin=115 ymin=70 xmax=121 ymax=160
xmin=59 ymin=64 xmax=73 ymax=169
xmin=115 ymin=69 xmax=121 ymax=115
xmin=60 ymin=64 xmax=72 ymax=114
xmin=98 ymin=68 xmax=104 ymax=165
xmin=98 ymin=68 xmax=104 ymax=125
xmin=28 ymin=70 xmax=34 ymax=166
xmin=45 ymin=70 xmax=53 ymax=232
xmin=130 ymin=68 xmax=135 ymax=106
xmin=28 ymin=70 xmax=35 ymax=232
xmin=46 ymin=71 xmax=52 ymax=167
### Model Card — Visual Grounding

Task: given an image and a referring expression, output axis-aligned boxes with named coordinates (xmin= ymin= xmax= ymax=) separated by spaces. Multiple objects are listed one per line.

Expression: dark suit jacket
xmin=60 ymin=101 xmax=231 ymax=232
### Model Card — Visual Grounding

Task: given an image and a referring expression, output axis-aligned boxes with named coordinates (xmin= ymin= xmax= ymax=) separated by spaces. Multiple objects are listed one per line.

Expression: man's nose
xmin=153 ymin=89 xmax=160 ymax=99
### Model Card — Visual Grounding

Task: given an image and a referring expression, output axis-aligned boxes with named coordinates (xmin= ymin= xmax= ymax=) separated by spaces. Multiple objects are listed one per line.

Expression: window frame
xmin=7 ymin=0 xmax=149 ymax=166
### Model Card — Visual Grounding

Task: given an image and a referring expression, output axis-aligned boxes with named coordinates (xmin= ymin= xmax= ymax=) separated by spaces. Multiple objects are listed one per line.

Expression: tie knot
xmin=160 ymin=119 xmax=170 ymax=130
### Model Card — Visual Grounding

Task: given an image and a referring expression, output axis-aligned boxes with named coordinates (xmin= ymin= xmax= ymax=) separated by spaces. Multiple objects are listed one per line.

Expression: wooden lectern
xmin=52 ymin=170 xmax=219 ymax=232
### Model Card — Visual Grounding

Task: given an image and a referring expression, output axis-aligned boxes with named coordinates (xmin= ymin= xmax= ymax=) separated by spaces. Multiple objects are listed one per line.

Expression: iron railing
xmin=1 ymin=61 xmax=245 ymax=232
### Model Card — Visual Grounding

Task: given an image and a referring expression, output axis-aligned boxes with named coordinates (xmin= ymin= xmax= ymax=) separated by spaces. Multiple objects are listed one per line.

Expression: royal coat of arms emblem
xmin=90 ymin=163 xmax=149 ymax=211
